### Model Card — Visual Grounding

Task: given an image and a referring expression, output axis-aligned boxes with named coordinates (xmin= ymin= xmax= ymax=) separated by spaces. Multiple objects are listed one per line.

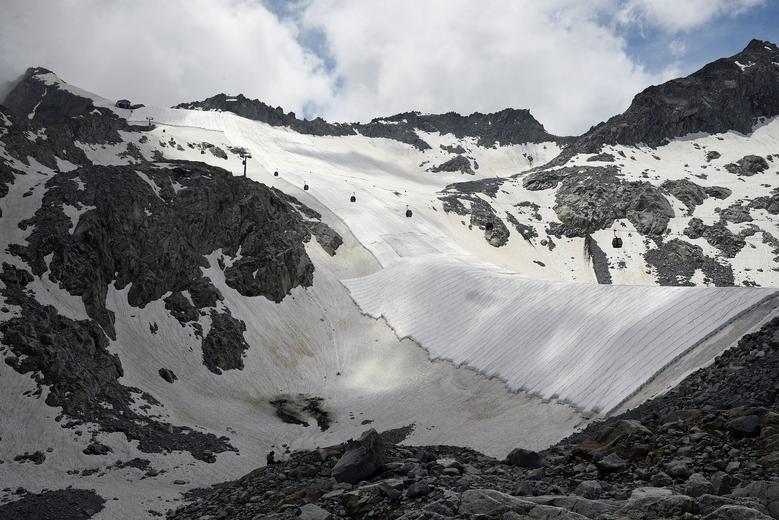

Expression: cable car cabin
xmin=485 ymin=222 xmax=494 ymax=231
xmin=612 ymin=236 xmax=623 ymax=248
xmin=350 ymin=193 xmax=356 ymax=202
xmin=274 ymin=170 xmax=279 ymax=177
xmin=405 ymin=207 xmax=413 ymax=218
xmin=303 ymin=183 xmax=309 ymax=191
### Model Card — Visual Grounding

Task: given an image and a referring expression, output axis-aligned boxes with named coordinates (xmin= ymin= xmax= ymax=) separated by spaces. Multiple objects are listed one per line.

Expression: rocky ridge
xmin=174 ymin=94 xmax=561 ymax=150
xmin=167 ymin=316 xmax=779 ymax=519
xmin=575 ymin=39 xmax=779 ymax=151
xmin=0 ymin=83 xmax=342 ymax=460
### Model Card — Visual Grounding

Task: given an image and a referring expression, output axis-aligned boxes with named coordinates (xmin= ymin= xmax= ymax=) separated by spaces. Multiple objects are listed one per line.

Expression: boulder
xmin=703 ymin=505 xmax=773 ymax=519
xmin=686 ymin=473 xmax=715 ymax=498
xmin=505 ymin=448 xmax=543 ymax=468
xmin=596 ymin=453 xmax=628 ymax=473
xmin=573 ymin=480 xmax=603 ymax=499
xmin=158 ymin=368 xmax=177 ymax=384
xmin=298 ymin=503 xmax=332 ymax=520
xmin=726 ymin=155 xmax=770 ymax=176
xmin=620 ymin=494 xmax=695 ymax=518
xmin=331 ymin=429 xmax=385 ymax=484
xmin=728 ymin=415 xmax=762 ymax=438
xmin=664 ymin=459 xmax=693 ymax=479
xmin=406 ymin=481 xmax=431 ymax=499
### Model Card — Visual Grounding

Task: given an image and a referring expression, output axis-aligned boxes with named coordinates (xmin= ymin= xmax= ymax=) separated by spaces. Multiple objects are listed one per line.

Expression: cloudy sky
xmin=1 ymin=0 xmax=777 ymax=135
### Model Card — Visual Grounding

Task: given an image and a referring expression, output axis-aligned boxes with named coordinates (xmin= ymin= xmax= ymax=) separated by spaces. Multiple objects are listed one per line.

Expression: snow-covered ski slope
xmin=125 ymin=105 xmax=563 ymax=270
xmin=0 ymin=157 xmax=585 ymax=520
xmin=344 ymin=255 xmax=777 ymax=414
xmin=120 ymin=105 xmax=779 ymax=415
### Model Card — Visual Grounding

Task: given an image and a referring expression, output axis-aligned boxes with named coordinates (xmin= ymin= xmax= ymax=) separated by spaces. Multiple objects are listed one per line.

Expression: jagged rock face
xmin=577 ymin=40 xmax=779 ymax=150
xmin=0 ymin=263 xmax=235 ymax=461
xmin=174 ymin=94 xmax=559 ymax=150
xmin=583 ymin=234 xmax=613 ymax=284
xmin=429 ymin=155 xmax=474 ymax=175
xmin=645 ymin=239 xmax=735 ymax=286
xmin=684 ymin=218 xmax=747 ymax=258
xmin=439 ymin=194 xmax=510 ymax=247
xmin=375 ymin=108 xmax=560 ymax=148
xmin=0 ymin=105 xmax=92 ymax=169
xmin=0 ymin=488 xmax=106 ymax=520
xmin=3 ymin=67 xmax=140 ymax=145
xmin=726 ymin=155 xmax=770 ymax=176
xmin=175 ymin=93 xmax=356 ymax=138
xmin=525 ymin=166 xmax=674 ymax=237
xmin=10 ymin=161 xmax=326 ymax=339
xmin=331 ymin=429 xmax=386 ymax=484
xmin=660 ymin=179 xmax=728 ymax=214
xmin=201 ymin=311 xmax=250 ymax=374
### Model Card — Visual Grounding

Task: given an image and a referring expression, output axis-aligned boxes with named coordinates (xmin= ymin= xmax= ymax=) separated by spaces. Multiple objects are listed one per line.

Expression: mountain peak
xmin=575 ymin=38 xmax=779 ymax=150
xmin=743 ymin=38 xmax=778 ymax=53
xmin=175 ymin=94 xmax=560 ymax=149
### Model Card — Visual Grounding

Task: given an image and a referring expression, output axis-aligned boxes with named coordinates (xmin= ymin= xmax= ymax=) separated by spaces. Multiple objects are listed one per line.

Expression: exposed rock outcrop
xmin=174 ymin=94 xmax=561 ymax=150
xmin=524 ymin=166 xmax=674 ymax=237
xmin=575 ymin=40 xmax=779 ymax=151
xmin=10 ymin=161 xmax=335 ymax=339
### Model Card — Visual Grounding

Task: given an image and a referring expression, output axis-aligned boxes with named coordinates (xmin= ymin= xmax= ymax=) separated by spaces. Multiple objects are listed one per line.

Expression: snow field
xmin=344 ymin=254 xmax=777 ymax=414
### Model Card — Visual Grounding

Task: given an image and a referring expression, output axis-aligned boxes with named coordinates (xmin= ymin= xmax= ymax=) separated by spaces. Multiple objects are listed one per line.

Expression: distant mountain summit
xmin=174 ymin=93 xmax=560 ymax=149
xmin=577 ymin=39 xmax=779 ymax=151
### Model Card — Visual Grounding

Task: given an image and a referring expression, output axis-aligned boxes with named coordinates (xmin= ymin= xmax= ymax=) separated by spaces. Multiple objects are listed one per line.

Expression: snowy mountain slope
xmin=173 ymin=92 xmax=563 ymax=150
xmin=1 ymin=39 xmax=778 ymax=519
xmin=121 ymin=103 xmax=562 ymax=271
xmin=442 ymin=40 xmax=779 ymax=287
xmin=344 ymin=254 xmax=778 ymax=414
xmin=0 ymin=69 xmax=584 ymax=519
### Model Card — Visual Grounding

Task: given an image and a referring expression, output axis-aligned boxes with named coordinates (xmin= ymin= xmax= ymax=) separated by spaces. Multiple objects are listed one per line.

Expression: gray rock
xmin=538 ymin=166 xmax=674 ymax=237
xmin=620 ymin=493 xmax=695 ymax=518
xmin=505 ymin=448 xmax=543 ymax=468
xmin=727 ymin=415 xmax=762 ymax=437
xmin=703 ymin=505 xmax=773 ymax=519
xmin=572 ymin=40 xmax=779 ymax=150
xmin=573 ymin=480 xmax=603 ymax=499
xmin=664 ymin=459 xmax=692 ymax=479
xmin=711 ymin=471 xmax=737 ymax=495
xmin=298 ymin=503 xmax=332 ymax=520
xmin=331 ymin=429 xmax=385 ymax=484
xmin=684 ymin=218 xmax=746 ymax=257
xmin=429 ymin=155 xmax=474 ymax=175
xmin=726 ymin=155 xmax=769 ymax=176
xmin=699 ymin=495 xmax=770 ymax=516
xmin=596 ymin=453 xmax=627 ymax=473
xmin=732 ymin=480 xmax=779 ymax=508
xmin=686 ymin=473 xmax=715 ymax=497
xmin=525 ymin=495 xmax=618 ymax=517
xmin=645 ymin=238 xmax=735 ymax=286
xmin=407 ymin=481 xmax=431 ymax=499
xmin=720 ymin=204 xmax=754 ymax=224
xmin=158 ymin=368 xmax=177 ymax=384
xmin=459 ymin=489 xmax=533 ymax=516
xmin=83 ymin=441 xmax=112 ymax=456
xmin=650 ymin=472 xmax=674 ymax=487
xmin=661 ymin=179 xmax=708 ymax=213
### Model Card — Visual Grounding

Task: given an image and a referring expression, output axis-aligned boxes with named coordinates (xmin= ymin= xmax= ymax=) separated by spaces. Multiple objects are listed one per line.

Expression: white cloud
xmin=616 ymin=0 xmax=766 ymax=33
xmin=298 ymin=0 xmax=668 ymax=134
xmin=0 ymin=0 xmax=334 ymax=117
xmin=669 ymin=39 xmax=687 ymax=57
xmin=0 ymin=0 xmax=766 ymax=137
